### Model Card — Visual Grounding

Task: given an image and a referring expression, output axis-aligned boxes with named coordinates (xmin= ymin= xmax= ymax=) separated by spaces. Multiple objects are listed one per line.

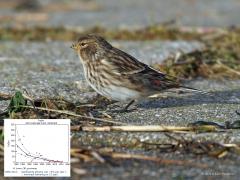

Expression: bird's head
xmin=71 ymin=34 xmax=112 ymax=62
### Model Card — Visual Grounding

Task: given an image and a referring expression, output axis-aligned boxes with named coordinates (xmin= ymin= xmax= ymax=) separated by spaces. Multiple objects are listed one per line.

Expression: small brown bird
xmin=71 ymin=34 xmax=204 ymax=111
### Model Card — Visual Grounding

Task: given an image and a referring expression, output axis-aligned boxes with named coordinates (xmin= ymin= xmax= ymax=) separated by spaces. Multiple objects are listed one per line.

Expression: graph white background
xmin=4 ymin=119 xmax=70 ymax=177
xmin=15 ymin=124 xmax=69 ymax=163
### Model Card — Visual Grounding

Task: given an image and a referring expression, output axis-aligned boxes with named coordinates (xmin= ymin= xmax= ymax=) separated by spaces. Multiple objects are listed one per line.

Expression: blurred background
xmin=0 ymin=0 xmax=239 ymax=29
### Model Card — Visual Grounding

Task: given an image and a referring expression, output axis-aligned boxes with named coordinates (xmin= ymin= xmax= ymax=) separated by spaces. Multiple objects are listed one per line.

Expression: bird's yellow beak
xmin=70 ymin=43 xmax=79 ymax=52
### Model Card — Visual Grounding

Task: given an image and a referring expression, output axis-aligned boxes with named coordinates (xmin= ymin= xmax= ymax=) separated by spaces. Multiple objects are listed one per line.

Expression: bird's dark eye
xmin=80 ymin=43 xmax=86 ymax=47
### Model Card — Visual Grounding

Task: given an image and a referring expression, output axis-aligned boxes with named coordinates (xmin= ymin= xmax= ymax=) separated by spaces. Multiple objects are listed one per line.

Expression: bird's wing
xmin=136 ymin=66 xmax=210 ymax=94
xmin=103 ymin=47 xmax=179 ymax=89
xmin=136 ymin=66 xmax=181 ymax=90
xmin=103 ymin=47 xmax=147 ymax=75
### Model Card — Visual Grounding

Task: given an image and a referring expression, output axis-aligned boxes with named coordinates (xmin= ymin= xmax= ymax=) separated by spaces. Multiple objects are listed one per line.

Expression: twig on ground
xmin=19 ymin=105 xmax=126 ymax=125
xmin=0 ymin=92 xmax=12 ymax=100
xmin=0 ymin=143 xmax=4 ymax=151
xmin=71 ymin=168 xmax=87 ymax=175
xmin=108 ymin=152 xmax=207 ymax=168
xmin=70 ymin=125 xmax=217 ymax=132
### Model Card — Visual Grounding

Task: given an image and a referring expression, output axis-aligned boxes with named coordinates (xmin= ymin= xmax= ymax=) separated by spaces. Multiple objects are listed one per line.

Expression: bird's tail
xmin=179 ymin=86 xmax=212 ymax=95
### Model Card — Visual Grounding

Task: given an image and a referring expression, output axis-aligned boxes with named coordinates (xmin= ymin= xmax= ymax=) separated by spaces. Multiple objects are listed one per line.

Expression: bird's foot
xmin=107 ymin=100 xmax=137 ymax=113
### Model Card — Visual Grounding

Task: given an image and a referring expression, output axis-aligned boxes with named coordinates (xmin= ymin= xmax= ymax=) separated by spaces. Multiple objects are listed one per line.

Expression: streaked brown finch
xmin=71 ymin=34 xmax=204 ymax=111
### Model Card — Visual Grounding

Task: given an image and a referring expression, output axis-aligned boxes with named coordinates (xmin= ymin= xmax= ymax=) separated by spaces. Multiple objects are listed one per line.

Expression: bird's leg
xmin=122 ymin=100 xmax=135 ymax=112
xmin=108 ymin=100 xmax=136 ymax=113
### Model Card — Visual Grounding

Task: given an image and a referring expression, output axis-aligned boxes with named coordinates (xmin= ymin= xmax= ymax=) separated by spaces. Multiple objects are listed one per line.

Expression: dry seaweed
xmin=0 ymin=25 xmax=206 ymax=41
xmin=70 ymin=147 xmax=208 ymax=168
xmin=188 ymin=120 xmax=240 ymax=129
xmin=0 ymin=91 xmax=118 ymax=125
xmin=154 ymin=28 xmax=240 ymax=79
xmin=141 ymin=133 xmax=240 ymax=158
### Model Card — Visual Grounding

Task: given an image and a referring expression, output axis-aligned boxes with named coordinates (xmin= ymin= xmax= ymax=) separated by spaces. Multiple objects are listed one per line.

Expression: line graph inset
xmin=4 ymin=119 xmax=70 ymax=177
